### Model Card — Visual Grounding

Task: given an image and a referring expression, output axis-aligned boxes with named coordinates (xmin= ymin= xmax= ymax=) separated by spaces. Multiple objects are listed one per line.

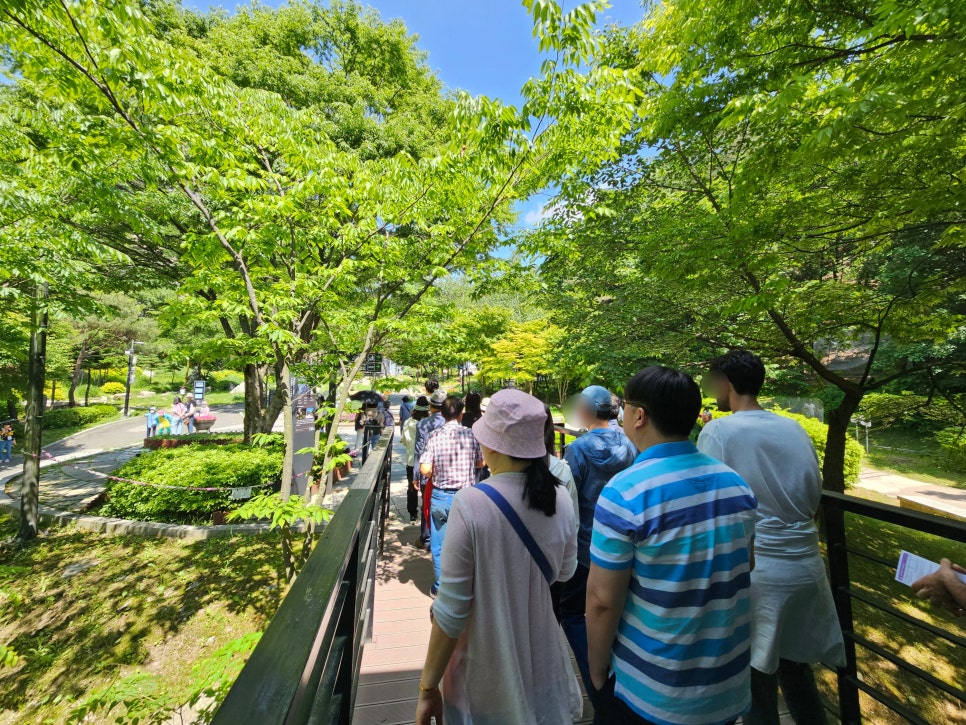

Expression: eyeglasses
xmin=624 ymin=400 xmax=649 ymax=416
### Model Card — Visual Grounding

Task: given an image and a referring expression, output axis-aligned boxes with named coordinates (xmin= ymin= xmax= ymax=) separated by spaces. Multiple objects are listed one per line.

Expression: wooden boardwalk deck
xmin=353 ymin=442 xmax=797 ymax=725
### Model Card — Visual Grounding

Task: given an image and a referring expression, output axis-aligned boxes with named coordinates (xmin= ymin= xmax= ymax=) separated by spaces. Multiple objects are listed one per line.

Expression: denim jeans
xmin=172 ymin=417 xmax=183 ymax=435
xmin=430 ymin=488 xmax=458 ymax=588
xmin=0 ymin=439 xmax=11 ymax=461
xmin=560 ymin=562 xmax=591 ymax=692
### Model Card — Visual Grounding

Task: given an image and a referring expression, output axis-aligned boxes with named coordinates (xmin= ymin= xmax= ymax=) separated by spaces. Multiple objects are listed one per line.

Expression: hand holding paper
xmin=898 ymin=551 xmax=966 ymax=615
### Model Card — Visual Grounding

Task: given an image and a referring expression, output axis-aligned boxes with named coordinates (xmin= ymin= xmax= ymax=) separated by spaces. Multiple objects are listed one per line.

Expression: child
xmin=157 ymin=409 xmax=171 ymax=435
xmin=146 ymin=407 xmax=159 ymax=437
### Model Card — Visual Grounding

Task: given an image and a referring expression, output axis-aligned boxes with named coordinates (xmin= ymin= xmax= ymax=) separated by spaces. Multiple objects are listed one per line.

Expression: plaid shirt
xmin=420 ymin=420 xmax=482 ymax=491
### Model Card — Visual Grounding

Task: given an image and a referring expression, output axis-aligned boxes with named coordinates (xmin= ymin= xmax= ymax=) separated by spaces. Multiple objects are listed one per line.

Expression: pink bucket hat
xmin=472 ymin=389 xmax=547 ymax=459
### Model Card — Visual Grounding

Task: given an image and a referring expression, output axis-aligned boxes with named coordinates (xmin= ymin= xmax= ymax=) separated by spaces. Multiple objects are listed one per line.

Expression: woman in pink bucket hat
xmin=416 ymin=389 xmax=582 ymax=725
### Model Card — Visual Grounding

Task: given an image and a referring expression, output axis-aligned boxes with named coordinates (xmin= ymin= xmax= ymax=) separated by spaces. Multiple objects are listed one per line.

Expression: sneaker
xmin=409 ymin=514 xmax=417 ymax=523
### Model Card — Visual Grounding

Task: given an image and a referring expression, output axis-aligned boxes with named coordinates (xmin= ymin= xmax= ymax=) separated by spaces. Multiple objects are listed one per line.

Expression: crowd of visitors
xmin=145 ymin=393 xmax=199 ymax=437
xmin=406 ymin=350 xmax=851 ymax=725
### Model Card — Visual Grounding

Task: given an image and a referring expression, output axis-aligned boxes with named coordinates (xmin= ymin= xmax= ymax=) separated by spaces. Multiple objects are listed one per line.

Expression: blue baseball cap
xmin=579 ymin=385 xmax=614 ymax=414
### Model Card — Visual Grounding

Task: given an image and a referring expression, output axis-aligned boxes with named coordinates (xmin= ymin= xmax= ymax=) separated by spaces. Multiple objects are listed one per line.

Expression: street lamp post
xmin=122 ymin=340 xmax=144 ymax=417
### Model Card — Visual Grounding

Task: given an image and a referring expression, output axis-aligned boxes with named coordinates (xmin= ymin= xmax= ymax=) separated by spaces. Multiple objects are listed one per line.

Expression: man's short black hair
xmin=425 ymin=379 xmax=439 ymax=394
xmin=709 ymin=350 xmax=766 ymax=396
xmin=624 ymin=366 xmax=702 ymax=438
xmin=441 ymin=394 xmax=464 ymax=421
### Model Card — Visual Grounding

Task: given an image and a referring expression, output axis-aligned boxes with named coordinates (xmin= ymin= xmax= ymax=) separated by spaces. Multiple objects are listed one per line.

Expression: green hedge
xmin=858 ymin=392 xmax=953 ymax=433
xmin=42 ymin=404 xmax=118 ymax=430
xmin=100 ymin=442 xmax=283 ymax=524
xmin=701 ymin=401 xmax=863 ymax=487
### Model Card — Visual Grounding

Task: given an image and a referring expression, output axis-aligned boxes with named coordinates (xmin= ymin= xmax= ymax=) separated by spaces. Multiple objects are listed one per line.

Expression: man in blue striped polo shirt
xmin=587 ymin=366 xmax=757 ymax=725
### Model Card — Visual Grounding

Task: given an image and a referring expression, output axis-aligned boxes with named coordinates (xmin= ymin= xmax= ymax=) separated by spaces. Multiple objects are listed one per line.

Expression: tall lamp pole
xmin=122 ymin=341 xmax=144 ymax=417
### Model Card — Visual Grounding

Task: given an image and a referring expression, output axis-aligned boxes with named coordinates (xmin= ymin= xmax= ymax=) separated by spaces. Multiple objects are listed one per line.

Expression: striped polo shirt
xmin=591 ymin=441 xmax=757 ymax=725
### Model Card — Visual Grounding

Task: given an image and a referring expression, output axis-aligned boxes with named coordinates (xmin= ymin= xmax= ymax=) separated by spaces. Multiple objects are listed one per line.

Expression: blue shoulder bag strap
xmin=476 ymin=483 xmax=553 ymax=586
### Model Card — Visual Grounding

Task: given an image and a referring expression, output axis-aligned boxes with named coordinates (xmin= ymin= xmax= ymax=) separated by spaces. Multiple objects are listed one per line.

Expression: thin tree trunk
xmin=242 ymin=363 xmax=269 ymax=443
xmin=19 ymin=283 xmax=48 ymax=542
xmin=6 ymin=400 xmax=16 ymax=421
xmin=278 ymin=358 xmax=294 ymax=500
xmin=823 ymin=392 xmax=862 ymax=493
xmin=68 ymin=338 xmax=87 ymax=408
xmin=84 ymin=370 xmax=92 ymax=407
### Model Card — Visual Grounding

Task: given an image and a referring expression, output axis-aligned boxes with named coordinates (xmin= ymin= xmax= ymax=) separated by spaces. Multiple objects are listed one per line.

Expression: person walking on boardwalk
xmin=587 ymin=366 xmax=758 ymax=725
xmin=419 ymin=394 xmax=484 ymax=596
xmin=402 ymin=396 xmax=430 ymax=523
xmin=698 ymin=350 xmax=845 ymax=725
xmin=414 ymin=389 xmax=447 ymax=549
xmin=560 ymin=384 xmax=638 ymax=691
xmin=415 ymin=389 xmax=582 ymax=725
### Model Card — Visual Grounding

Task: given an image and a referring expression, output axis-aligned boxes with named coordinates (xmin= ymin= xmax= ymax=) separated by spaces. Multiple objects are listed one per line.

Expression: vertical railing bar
xmin=823 ymin=502 xmax=862 ymax=725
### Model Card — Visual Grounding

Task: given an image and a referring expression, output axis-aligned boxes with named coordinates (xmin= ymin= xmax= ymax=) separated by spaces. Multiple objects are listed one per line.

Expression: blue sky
xmin=182 ymin=1 xmax=646 ymax=227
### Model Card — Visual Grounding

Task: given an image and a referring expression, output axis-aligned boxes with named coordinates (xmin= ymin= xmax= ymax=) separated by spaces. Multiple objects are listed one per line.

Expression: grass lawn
xmin=0 ymin=514 xmax=283 ymax=724
xmin=865 ymin=427 xmax=966 ymax=490
xmin=814 ymin=512 xmax=966 ymax=723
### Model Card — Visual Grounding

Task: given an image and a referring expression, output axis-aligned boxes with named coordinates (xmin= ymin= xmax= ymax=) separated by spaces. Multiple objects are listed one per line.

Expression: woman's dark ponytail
xmin=516 ymin=456 xmax=559 ymax=517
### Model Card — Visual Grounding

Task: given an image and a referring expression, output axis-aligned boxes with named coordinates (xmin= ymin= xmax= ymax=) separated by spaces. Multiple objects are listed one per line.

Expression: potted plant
xmin=194 ymin=414 xmax=217 ymax=432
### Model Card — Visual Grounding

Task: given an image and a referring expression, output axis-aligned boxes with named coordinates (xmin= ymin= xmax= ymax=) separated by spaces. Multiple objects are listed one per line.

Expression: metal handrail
xmin=212 ymin=428 xmax=394 ymax=725
xmin=821 ymin=490 xmax=966 ymax=724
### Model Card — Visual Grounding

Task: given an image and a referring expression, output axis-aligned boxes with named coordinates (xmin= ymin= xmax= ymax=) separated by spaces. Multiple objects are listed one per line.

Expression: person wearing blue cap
xmin=561 ymin=384 xmax=638 ymax=692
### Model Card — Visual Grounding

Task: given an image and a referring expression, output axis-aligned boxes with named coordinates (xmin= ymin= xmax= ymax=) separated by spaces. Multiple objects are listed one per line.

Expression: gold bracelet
xmin=419 ymin=681 xmax=439 ymax=693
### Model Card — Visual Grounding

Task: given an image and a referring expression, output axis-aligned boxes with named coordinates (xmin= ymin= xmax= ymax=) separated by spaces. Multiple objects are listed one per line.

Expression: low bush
xmin=935 ymin=428 xmax=966 ymax=470
xmin=99 ymin=382 xmax=126 ymax=396
xmin=100 ymin=441 xmax=284 ymax=524
xmin=210 ymin=370 xmax=244 ymax=391
xmin=42 ymin=404 xmax=118 ymax=430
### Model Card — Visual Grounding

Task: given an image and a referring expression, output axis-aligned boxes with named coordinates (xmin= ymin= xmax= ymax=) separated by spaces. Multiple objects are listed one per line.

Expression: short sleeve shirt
xmin=591 ymin=441 xmax=757 ymax=725
xmin=420 ymin=420 xmax=482 ymax=491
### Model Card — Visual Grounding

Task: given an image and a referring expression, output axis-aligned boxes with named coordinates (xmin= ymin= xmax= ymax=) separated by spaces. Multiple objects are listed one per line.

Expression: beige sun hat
xmin=471 ymin=389 xmax=547 ymax=459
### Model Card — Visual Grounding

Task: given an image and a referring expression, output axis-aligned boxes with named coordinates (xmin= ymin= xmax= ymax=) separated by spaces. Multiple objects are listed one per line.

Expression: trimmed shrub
xmin=100 ymin=442 xmax=284 ymax=524
xmin=99 ymin=382 xmax=126 ymax=396
xmin=42 ymin=404 xmax=118 ymax=430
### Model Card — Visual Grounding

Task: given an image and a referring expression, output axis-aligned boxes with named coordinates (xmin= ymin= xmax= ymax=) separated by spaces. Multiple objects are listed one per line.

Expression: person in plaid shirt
xmin=420 ymin=394 xmax=484 ymax=596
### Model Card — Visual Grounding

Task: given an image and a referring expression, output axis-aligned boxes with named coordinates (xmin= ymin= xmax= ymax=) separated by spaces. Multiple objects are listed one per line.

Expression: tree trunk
xmin=6 ymin=399 xmax=16 ymax=421
xmin=84 ymin=370 xmax=92 ymax=407
xmin=19 ymin=283 xmax=48 ymax=542
xmin=823 ymin=392 xmax=862 ymax=493
xmin=67 ymin=338 xmax=87 ymax=408
xmin=277 ymin=359 xmax=295 ymax=500
xmin=243 ymin=363 xmax=269 ymax=442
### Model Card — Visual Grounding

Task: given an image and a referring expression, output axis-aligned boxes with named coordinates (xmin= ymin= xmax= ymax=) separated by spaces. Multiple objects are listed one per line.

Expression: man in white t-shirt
xmin=698 ymin=350 xmax=845 ymax=725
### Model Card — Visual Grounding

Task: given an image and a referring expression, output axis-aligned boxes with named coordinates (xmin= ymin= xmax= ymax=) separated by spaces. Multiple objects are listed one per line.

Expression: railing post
xmin=823 ymin=501 xmax=862 ymax=725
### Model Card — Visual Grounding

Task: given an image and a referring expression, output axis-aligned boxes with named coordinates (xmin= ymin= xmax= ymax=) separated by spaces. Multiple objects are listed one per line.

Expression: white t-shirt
xmin=698 ymin=409 xmax=822 ymax=557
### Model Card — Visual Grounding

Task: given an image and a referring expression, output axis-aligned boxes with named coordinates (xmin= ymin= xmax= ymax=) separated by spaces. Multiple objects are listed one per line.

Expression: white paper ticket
xmin=895 ymin=550 xmax=966 ymax=586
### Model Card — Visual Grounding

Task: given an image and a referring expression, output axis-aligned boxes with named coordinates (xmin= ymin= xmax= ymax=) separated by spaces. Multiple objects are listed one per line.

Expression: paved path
xmin=856 ymin=467 xmax=966 ymax=521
